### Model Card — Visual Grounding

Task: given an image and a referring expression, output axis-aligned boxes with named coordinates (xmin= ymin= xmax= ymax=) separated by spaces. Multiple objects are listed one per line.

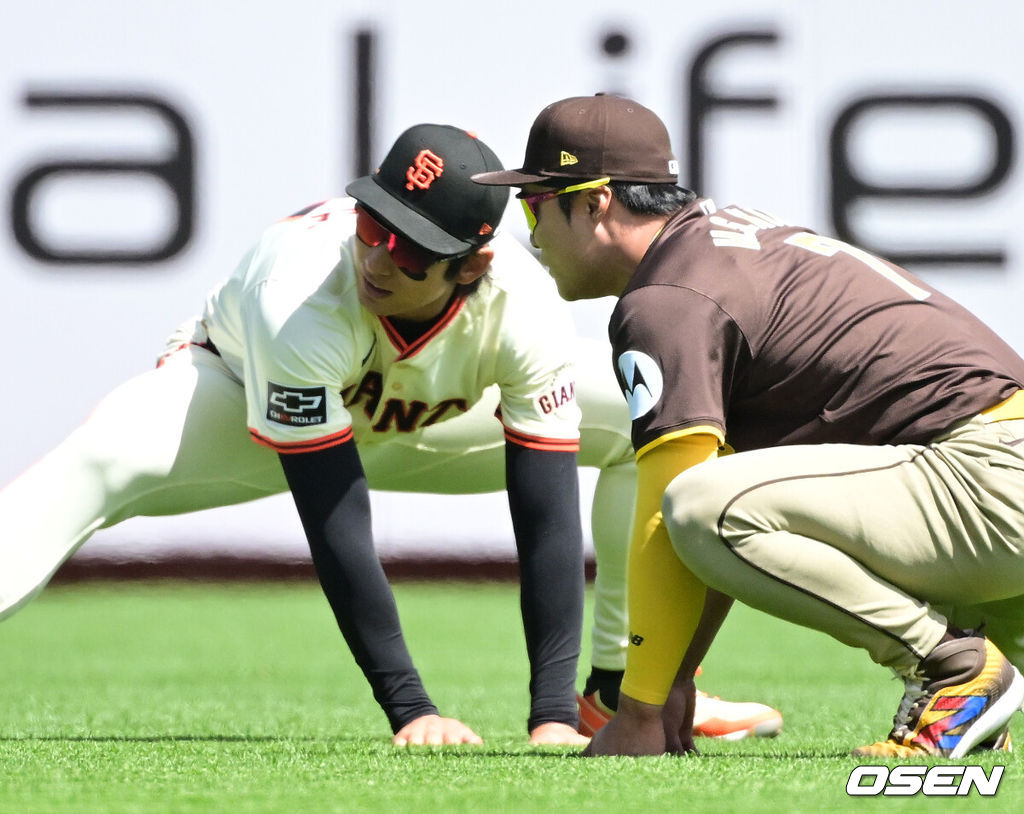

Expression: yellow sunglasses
xmin=516 ymin=177 xmax=612 ymax=231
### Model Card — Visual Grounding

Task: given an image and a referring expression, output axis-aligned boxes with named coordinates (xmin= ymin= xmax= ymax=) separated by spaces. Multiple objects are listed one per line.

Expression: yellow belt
xmin=981 ymin=389 xmax=1024 ymax=422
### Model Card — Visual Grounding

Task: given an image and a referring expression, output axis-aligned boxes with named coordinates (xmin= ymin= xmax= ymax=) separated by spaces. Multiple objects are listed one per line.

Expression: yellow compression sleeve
xmin=620 ymin=431 xmax=721 ymax=705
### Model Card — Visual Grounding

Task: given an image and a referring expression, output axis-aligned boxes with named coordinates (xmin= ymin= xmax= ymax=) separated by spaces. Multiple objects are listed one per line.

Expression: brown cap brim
xmin=471 ymin=169 xmax=549 ymax=186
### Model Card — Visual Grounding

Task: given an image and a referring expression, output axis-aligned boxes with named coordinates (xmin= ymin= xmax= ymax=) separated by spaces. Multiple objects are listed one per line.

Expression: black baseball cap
xmin=473 ymin=94 xmax=678 ymax=186
xmin=346 ymin=124 xmax=508 ymax=256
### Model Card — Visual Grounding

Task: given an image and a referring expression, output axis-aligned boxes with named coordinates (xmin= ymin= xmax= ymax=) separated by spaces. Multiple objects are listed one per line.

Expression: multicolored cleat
xmin=577 ymin=689 xmax=783 ymax=740
xmin=852 ymin=637 xmax=1024 ymax=758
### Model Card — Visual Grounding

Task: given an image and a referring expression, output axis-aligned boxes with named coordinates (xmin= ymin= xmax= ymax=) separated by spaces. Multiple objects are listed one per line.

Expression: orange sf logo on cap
xmin=406 ymin=149 xmax=445 ymax=190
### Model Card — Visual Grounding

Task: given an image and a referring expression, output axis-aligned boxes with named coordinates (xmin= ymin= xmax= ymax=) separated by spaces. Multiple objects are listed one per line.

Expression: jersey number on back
xmin=785 ymin=232 xmax=932 ymax=302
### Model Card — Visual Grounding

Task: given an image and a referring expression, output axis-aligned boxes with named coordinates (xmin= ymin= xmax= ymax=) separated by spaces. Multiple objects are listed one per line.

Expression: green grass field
xmin=0 ymin=580 xmax=1019 ymax=813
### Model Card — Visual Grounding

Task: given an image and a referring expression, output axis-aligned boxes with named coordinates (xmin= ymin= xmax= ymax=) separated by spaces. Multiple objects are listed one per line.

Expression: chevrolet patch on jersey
xmin=266 ymin=382 xmax=328 ymax=426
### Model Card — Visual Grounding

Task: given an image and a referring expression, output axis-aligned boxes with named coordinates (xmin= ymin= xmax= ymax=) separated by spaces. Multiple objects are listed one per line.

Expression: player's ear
xmin=453 ymin=244 xmax=494 ymax=285
xmin=585 ymin=186 xmax=613 ymax=220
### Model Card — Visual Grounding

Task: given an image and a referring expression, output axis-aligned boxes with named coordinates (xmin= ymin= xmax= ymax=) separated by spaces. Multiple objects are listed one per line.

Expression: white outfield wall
xmin=2 ymin=0 xmax=1023 ymax=564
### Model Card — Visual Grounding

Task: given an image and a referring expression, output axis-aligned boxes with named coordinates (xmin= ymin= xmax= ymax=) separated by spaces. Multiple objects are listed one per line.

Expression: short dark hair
xmin=444 ymin=253 xmax=469 ymax=281
xmin=608 ymin=181 xmax=696 ymax=214
xmin=555 ymin=180 xmax=695 ymax=219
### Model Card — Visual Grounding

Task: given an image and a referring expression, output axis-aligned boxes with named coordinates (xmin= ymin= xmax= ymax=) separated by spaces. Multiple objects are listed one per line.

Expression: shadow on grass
xmin=564 ymin=750 xmax=853 ymax=760
xmin=379 ymin=746 xmax=856 ymax=760
xmin=0 ymin=734 xmax=585 ymax=756
xmin=0 ymin=735 xmax=857 ymax=760
xmin=0 ymin=735 xmax=314 ymax=743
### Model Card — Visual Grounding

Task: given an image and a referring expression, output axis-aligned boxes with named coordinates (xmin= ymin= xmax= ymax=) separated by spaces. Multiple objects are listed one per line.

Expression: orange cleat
xmin=577 ymin=689 xmax=783 ymax=740
xmin=690 ymin=691 xmax=783 ymax=740
xmin=577 ymin=690 xmax=615 ymax=738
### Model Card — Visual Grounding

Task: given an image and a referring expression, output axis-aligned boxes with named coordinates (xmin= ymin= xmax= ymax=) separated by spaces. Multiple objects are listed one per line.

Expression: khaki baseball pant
xmin=662 ymin=415 xmax=1024 ymax=674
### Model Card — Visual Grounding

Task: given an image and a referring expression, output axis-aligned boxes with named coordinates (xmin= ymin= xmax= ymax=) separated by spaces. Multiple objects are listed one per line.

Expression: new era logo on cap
xmin=560 ymin=151 xmax=579 ymax=166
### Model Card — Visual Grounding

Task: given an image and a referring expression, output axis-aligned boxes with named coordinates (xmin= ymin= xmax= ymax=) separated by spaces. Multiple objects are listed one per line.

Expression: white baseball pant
xmin=0 ymin=335 xmax=635 ymax=672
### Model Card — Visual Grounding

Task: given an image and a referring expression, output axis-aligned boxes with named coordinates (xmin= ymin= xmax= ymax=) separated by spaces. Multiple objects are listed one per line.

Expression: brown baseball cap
xmin=473 ymin=94 xmax=679 ymax=186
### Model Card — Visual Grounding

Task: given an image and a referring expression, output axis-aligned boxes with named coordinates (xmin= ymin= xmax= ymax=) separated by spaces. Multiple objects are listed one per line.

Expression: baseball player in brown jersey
xmin=0 ymin=121 xmax=778 ymax=746
xmin=475 ymin=93 xmax=1024 ymax=758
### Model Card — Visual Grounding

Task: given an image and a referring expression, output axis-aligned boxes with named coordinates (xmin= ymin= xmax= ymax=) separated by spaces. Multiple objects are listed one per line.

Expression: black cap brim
xmin=346 ymin=175 xmax=475 ymax=255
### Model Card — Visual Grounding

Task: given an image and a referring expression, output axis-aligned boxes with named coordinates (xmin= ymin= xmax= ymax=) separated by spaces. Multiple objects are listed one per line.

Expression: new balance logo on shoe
xmin=916 ymin=694 xmax=988 ymax=752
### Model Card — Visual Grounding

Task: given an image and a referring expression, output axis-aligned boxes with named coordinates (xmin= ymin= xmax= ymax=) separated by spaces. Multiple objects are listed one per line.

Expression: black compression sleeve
xmin=279 ymin=441 xmax=438 ymax=733
xmin=505 ymin=442 xmax=585 ymax=732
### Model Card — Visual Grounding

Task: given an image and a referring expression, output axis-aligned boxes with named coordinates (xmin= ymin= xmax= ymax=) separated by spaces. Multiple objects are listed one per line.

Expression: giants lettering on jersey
xmin=342 ymin=371 xmax=469 ymax=433
xmin=538 ymin=382 xmax=576 ymax=414
xmin=267 ymin=382 xmax=328 ymax=426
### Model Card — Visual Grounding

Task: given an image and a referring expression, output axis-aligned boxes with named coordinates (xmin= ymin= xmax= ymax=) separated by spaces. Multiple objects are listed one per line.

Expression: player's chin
xmin=357 ymin=285 xmax=392 ymax=313
xmin=549 ymin=274 xmax=583 ymax=302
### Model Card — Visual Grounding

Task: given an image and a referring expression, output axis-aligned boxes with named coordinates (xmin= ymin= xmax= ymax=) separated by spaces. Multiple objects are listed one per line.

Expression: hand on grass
xmin=392 ymin=714 xmax=483 ymax=746
xmin=580 ymin=695 xmax=666 ymax=756
xmin=662 ymin=676 xmax=698 ymax=755
xmin=528 ymin=721 xmax=590 ymax=746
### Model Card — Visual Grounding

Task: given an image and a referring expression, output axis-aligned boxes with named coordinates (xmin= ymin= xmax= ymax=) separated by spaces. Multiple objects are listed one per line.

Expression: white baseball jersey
xmin=201 ymin=197 xmax=581 ymax=455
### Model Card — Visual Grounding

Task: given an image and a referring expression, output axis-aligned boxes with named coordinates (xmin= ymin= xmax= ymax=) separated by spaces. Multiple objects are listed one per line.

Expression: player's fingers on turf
xmin=422 ymin=719 xmax=479 ymax=745
xmin=529 ymin=722 xmax=590 ymax=745
xmin=392 ymin=714 xmax=438 ymax=745
xmin=392 ymin=729 xmax=419 ymax=746
xmin=442 ymin=720 xmax=483 ymax=745
xmin=392 ymin=715 xmax=482 ymax=746
xmin=408 ymin=723 xmax=443 ymax=746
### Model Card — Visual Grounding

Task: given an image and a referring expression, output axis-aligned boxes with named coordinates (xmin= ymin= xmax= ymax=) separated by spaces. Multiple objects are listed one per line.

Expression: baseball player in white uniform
xmin=0 ymin=123 xmax=778 ymax=745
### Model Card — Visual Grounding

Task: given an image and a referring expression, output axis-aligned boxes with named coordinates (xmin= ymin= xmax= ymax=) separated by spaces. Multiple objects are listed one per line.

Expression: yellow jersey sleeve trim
xmin=619 ymin=433 xmax=720 ymax=705
xmin=981 ymin=389 xmax=1024 ymax=423
xmin=635 ymin=424 xmax=725 ymax=460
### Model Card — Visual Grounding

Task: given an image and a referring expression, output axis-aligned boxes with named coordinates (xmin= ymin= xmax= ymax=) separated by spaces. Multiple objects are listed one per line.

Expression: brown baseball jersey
xmin=609 ymin=199 xmax=1024 ymax=456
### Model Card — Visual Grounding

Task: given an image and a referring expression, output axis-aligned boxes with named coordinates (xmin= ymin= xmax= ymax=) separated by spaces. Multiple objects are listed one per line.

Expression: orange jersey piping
xmin=378 ymin=293 xmax=467 ymax=360
xmin=249 ymin=426 xmax=354 ymax=454
xmin=503 ymin=426 xmax=580 ymax=453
